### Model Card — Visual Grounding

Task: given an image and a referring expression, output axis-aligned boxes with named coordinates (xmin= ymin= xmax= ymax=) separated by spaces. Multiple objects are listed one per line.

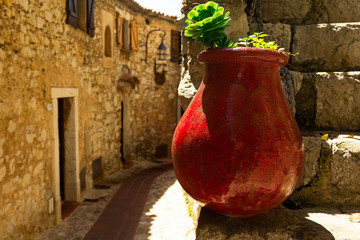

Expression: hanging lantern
xmin=157 ymin=38 xmax=167 ymax=61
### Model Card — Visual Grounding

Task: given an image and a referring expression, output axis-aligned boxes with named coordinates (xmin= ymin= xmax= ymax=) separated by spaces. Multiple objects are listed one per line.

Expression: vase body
xmin=172 ymin=48 xmax=304 ymax=217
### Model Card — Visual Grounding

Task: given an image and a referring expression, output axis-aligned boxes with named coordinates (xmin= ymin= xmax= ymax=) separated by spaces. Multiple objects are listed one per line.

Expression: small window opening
xmin=77 ymin=0 xmax=87 ymax=31
xmin=105 ymin=26 xmax=112 ymax=57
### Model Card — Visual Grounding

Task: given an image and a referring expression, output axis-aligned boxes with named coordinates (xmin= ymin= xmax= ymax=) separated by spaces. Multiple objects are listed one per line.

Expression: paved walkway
xmin=38 ymin=160 xmax=359 ymax=240
xmin=83 ymin=164 xmax=173 ymax=239
xmin=38 ymin=161 xmax=196 ymax=240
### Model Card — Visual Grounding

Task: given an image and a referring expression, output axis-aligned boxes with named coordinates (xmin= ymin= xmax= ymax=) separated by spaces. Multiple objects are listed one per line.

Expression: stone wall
xmin=0 ymin=0 xmax=180 ymax=238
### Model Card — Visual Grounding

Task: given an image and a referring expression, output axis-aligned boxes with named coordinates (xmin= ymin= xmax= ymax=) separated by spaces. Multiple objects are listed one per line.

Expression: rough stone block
xmin=323 ymin=0 xmax=360 ymax=23
xmin=224 ymin=1 xmax=249 ymax=40
xmin=263 ymin=23 xmax=291 ymax=52
xmin=261 ymin=0 xmax=312 ymax=25
xmin=331 ymin=137 xmax=360 ymax=192
xmin=315 ymin=72 xmax=360 ymax=131
xmin=292 ymin=23 xmax=360 ymax=72
xmin=196 ymin=208 xmax=335 ymax=240
xmin=297 ymin=136 xmax=322 ymax=188
xmin=292 ymin=132 xmax=360 ymax=207
xmin=294 ymin=72 xmax=360 ymax=131
xmin=262 ymin=0 xmax=360 ymax=24
xmin=294 ymin=73 xmax=316 ymax=130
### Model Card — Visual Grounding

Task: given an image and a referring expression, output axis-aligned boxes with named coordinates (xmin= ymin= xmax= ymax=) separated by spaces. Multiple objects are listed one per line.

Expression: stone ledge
xmin=196 ymin=207 xmax=360 ymax=240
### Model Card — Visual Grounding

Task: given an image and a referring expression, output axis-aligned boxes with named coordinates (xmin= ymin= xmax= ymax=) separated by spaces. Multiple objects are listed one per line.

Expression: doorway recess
xmin=51 ymin=88 xmax=80 ymax=223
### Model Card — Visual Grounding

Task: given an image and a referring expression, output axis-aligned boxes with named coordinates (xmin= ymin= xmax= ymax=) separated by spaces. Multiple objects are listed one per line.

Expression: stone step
xmin=290 ymin=22 xmax=360 ymax=72
xmin=261 ymin=0 xmax=360 ymax=25
xmin=196 ymin=207 xmax=360 ymax=239
xmin=291 ymin=71 xmax=360 ymax=131
xmin=294 ymin=132 xmax=360 ymax=208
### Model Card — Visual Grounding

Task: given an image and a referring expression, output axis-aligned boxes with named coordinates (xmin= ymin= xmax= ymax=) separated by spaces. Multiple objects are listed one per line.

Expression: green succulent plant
xmin=184 ymin=1 xmax=285 ymax=51
xmin=184 ymin=1 xmax=236 ymax=48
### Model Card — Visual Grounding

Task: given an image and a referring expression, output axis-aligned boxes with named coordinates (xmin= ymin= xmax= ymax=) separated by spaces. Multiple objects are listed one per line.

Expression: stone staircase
xmin=259 ymin=0 xmax=360 ymax=207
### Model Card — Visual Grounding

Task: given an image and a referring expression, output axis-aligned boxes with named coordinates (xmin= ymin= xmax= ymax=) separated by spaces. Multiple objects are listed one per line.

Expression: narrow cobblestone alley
xmin=38 ymin=161 xmax=196 ymax=240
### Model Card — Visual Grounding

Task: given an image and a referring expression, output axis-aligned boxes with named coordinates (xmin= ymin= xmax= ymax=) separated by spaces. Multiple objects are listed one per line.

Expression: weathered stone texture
xmin=262 ymin=0 xmax=312 ymax=25
xmin=315 ymin=72 xmax=360 ymax=131
xmin=294 ymin=73 xmax=316 ymax=130
xmin=292 ymin=133 xmax=360 ymax=207
xmin=297 ymin=136 xmax=322 ymax=188
xmin=324 ymin=0 xmax=360 ymax=23
xmin=330 ymin=138 xmax=360 ymax=192
xmin=294 ymin=72 xmax=360 ymax=131
xmin=292 ymin=23 xmax=360 ymax=72
xmin=263 ymin=23 xmax=291 ymax=52
xmin=262 ymin=0 xmax=360 ymax=24
xmin=280 ymin=68 xmax=296 ymax=115
xmin=0 ymin=0 xmax=180 ymax=239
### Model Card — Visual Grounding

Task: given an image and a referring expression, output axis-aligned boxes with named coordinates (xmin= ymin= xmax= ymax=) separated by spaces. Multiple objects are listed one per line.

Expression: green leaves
xmin=184 ymin=1 xmax=234 ymax=48
xmin=216 ymin=36 xmax=237 ymax=48
xmin=184 ymin=2 xmax=284 ymax=51
xmin=238 ymin=32 xmax=284 ymax=51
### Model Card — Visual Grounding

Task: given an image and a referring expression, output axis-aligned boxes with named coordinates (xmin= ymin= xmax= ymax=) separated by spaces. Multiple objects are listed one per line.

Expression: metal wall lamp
xmin=142 ymin=29 xmax=167 ymax=63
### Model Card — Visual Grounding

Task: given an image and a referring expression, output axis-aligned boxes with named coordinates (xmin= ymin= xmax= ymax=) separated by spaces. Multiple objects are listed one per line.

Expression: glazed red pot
xmin=172 ymin=47 xmax=304 ymax=217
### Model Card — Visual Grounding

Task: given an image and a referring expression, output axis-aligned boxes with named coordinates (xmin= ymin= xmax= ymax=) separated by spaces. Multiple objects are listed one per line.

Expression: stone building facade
xmin=0 ymin=0 xmax=180 ymax=238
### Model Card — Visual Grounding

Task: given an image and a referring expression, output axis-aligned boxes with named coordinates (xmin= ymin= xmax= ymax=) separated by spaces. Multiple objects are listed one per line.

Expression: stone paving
xmin=38 ymin=160 xmax=172 ymax=240
xmin=38 ymin=160 xmax=195 ymax=240
xmin=133 ymin=170 xmax=196 ymax=240
xmin=38 ymin=159 xmax=359 ymax=240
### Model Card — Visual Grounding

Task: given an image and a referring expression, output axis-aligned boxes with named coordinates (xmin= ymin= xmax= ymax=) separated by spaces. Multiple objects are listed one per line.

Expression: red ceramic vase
xmin=172 ymin=47 xmax=304 ymax=217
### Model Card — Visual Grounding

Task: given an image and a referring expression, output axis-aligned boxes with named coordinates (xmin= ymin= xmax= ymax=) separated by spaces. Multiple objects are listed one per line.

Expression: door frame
xmin=51 ymin=88 xmax=80 ymax=223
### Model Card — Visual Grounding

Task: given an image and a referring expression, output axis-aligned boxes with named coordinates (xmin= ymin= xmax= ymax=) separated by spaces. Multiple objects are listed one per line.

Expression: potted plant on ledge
xmin=172 ymin=1 xmax=304 ymax=218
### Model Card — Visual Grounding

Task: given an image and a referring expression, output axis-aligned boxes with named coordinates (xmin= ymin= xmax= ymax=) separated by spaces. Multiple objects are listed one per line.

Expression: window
xmin=77 ymin=0 xmax=87 ymax=31
xmin=104 ymin=26 xmax=112 ymax=57
xmin=117 ymin=14 xmax=123 ymax=48
xmin=117 ymin=13 xmax=138 ymax=52
xmin=171 ymin=30 xmax=181 ymax=62
xmin=102 ymin=10 xmax=114 ymax=68
xmin=123 ymin=19 xmax=130 ymax=51
xmin=66 ymin=0 xmax=95 ymax=37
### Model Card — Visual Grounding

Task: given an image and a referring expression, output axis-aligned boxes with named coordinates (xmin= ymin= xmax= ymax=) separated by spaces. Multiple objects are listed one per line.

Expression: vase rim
xmin=198 ymin=47 xmax=289 ymax=66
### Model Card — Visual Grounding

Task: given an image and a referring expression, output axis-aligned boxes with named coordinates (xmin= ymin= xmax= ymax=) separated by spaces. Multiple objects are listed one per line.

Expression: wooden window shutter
xmin=130 ymin=22 xmax=139 ymax=52
xmin=171 ymin=30 xmax=181 ymax=60
xmin=86 ymin=0 xmax=95 ymax=37
xmin=66 ymin=0 xmax=78 ymax=27
xmin=123 ymin=19 xmax=130 ymax=50
xmin=117 ymin=14 xmax=123 ymax=48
